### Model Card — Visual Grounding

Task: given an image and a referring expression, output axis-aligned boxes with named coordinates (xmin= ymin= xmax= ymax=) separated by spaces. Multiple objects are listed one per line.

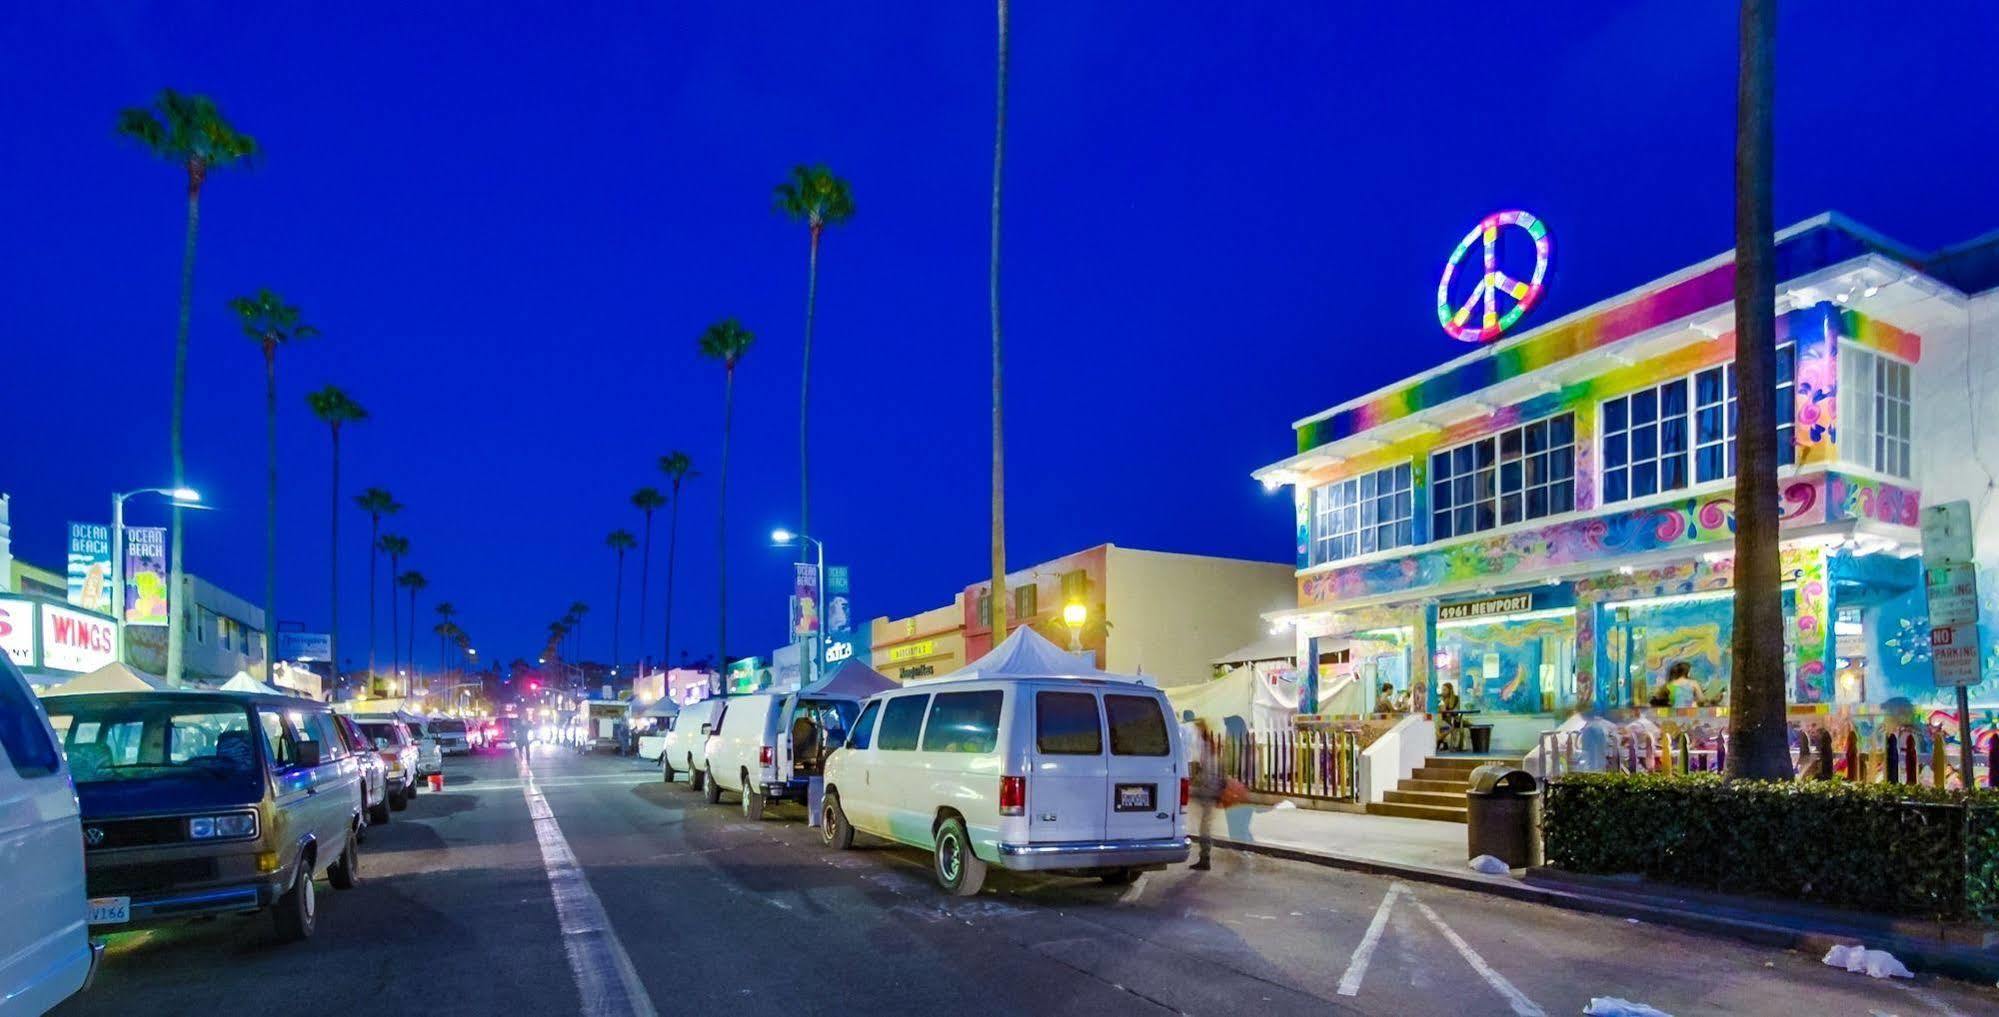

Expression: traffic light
xmin=528 ymin=680 xmax=541 ymax=692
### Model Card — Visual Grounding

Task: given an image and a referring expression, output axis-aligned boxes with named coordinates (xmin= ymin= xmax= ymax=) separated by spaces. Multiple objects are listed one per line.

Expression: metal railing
xmin=1209 ymin=728 xmax=1361 ymax=802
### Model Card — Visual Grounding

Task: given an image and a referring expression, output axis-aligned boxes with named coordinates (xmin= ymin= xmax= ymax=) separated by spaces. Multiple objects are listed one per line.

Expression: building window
xmin=1310 ymin=463 xmax=1412 ymax=564
xmin=1014 ymin=583 xmax=1037 ymax=620
xmin=1431 ymin=414 xmax=1574 ymax=540
xmin=1842 ymin=347 xmax=1912 ymax=478
xmin=1609 ymin=348 xmax=1796 ymax=503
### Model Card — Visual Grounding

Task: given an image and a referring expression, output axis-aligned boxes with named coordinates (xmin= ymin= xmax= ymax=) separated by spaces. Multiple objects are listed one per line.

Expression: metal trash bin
xmin=1464 ymin=764 xmax=1542 ymax=868
xmin=1468 ymin=724 xmax=1494 ymax=754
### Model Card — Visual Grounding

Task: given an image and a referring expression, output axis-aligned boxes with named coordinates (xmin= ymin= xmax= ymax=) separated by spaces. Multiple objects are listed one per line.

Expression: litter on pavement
xmin=1820 ymin=944 xmax=1914 ymax=979
xmin=1583 ymin=997 xmax=1674 ymax=1017
xmin=1468 ymin=854 xmax=1510 ymax=875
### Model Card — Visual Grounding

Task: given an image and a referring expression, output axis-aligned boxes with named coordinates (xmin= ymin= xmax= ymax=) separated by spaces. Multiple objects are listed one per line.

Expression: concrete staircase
xmin=1365 ymin=754 xmax=1523 ymax=824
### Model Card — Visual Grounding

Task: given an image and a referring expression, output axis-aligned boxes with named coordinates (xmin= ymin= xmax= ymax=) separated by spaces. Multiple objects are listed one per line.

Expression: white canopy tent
xmin=799 ymin=659 xmax=898 ymax=699
xmin=638 ymin=697 xmax=681 ymax=719
xmin=219 ymin=672 xmax=287 ymax=696
xmin=922 ymin=626 xmax=1153 ymax=686
xmin=40 ymin=661 xmax=176 ymax=697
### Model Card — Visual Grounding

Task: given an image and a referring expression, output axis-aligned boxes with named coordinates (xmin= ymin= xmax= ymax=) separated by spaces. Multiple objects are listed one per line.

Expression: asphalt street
xmin=56 ymin=748 xmax=1999 ymax=1017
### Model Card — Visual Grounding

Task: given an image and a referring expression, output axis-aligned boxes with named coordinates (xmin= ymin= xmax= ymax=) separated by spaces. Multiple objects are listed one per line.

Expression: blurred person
xmin=1188 ymin=716 xmax=1220 ymax=871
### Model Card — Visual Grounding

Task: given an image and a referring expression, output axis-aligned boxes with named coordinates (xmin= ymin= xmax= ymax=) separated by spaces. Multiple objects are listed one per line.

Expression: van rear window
xmin=1035 ymin=692 xmax=1102 ymax=755
xmin=921 ymin=691 xmax=1002 ymax=753
xmin=877 ymin=695 xmax=929 ymax=751
xmin=1104 ymin=695 xmax=1170 ymax=756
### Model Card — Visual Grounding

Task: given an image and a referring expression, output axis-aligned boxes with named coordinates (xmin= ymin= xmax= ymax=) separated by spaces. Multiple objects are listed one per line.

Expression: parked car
xmin=636 ymin=716 xmax=672 ymax=762
xmin=821 ymin=677 xmax=1188 ymax=894
xmin=661 ymin=697 xmax=727 ymax=789
xmin=353 ymin=716 xmax=417 ymax=809
xmin=704 ymin=692 xmax=864 ymax=820
xmin=42 ymin=690 xmax=363 ymax=941
xmin=336 ymin=715 xmax=391 ymax=827
xmin=399 ymin=715 xmax=444 ymax=781
xmin=0 ymin=656 xmax=98 ymax=1014
xmin=430 ymin=717 xmax=471 ymax=756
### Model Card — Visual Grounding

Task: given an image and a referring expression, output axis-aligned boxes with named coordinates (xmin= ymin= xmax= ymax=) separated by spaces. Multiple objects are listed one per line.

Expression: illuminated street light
xmin=771 ymin=527 xmax=829 ymax=687
xmin=110 ymin=485 xmax=204 ymax=662
xmin=1062 ymin=601 xmax=1089 ymax=652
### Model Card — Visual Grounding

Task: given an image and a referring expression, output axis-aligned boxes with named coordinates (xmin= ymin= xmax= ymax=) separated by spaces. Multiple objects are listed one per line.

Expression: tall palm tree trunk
xmin=801 ymin=225 xmax=821 ymax=543
xmin=664 ymin=493 xmax=681 ymax=671
xmin=407 ymin=588 xmax=419 ymax=674
xmin=388 ymin=553 xmax=401 ymax=681
xmin=1726 ymin=0 xmax=1790 ymax=780
xmin=167 ymin=188 xmax=201 ymax=686
xmin=263 ymin=348 xmax=278 ymax=675
xmin=328 ymin=429 xmax=342 ymax=689
xmin=367 ymin=520 xmax=379 ymax=683
xmin=988 ymin=0 xmax=1011 ymax=640
xmin=719 ymin=369 xmax=735 ymax=676
xmin=612 ymin=552 xmax=625 ymax=675
xmin=637 ymin=515 xmax=652 ymax=669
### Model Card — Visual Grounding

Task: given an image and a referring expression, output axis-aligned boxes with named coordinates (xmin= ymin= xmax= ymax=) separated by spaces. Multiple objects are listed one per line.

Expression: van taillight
xmin=759 ymin=745 xmax=774 ymax=766
xmin=999 ymin=775 xmax=1026 ymax=816
xmin=1179 ymin=777 xmax=1190 ymax=811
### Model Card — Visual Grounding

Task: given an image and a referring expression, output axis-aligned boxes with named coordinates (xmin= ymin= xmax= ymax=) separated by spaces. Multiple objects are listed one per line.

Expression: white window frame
xmin=1430 ymin=412 xmax=1576 ymax=541
xmin=1309 ymin=463 xmax=1412 ymax=565
xmin=1840 ymin=345 xmax=1912 ymax=479
xmin=1603 ymin=346 xmax=1796 ymax=505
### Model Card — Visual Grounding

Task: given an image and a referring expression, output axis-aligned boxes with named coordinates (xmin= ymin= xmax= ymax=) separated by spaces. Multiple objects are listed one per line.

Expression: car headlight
xmin=188 ymin=812 xmax=259 ymax=840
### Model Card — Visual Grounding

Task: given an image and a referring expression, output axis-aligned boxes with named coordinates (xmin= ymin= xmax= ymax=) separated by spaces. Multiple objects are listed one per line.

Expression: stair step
xmin=1384 ymin=789 xmax=1467 ymax=807
xmin=1422 ymin=756 xmax=1524 ymax=770
xmin=1412 ymin=766 xmax=1486 ymax=782
xmin=1367 ymin=801 xmax=1469 ymax=823
xmin=1401 ymin=778 xmax=1473 ymax=793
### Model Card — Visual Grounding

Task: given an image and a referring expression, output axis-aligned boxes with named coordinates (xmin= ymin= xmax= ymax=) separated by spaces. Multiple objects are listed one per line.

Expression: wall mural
xmin=1827 ymin=473 xmax=1921 ymax=527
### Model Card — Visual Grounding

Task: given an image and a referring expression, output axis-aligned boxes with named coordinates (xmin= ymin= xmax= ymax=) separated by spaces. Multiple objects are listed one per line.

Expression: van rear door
xmin=1028 ymin=690 xmax=1108 ymax=845
xmin=1102 ymin=692 xmax=1178 ymax=843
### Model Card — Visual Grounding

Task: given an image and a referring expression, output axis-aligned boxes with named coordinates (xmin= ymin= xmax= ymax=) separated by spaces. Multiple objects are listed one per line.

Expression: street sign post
xmin=1921 ymin=501 xmax=1980 ymax=783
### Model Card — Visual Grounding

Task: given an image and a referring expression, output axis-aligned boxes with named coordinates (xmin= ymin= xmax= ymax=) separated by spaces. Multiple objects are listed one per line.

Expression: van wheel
xmin=741 ymin=773 xmax=766 ymax=821
xmin=1098 ymin=867 xmax=1141 ymax=886
xmin=703 ymin=768 xmax=723 ymax=804
xmin=329 ymin=830 xmax=360 ymax=889
xmin=661 ymin=756 xmax=676 ymax=783
xmin=934 ymin=818 xmax=987 ymax=897
xmin=369 ymin=795 xmax=391 ymax=825
xmin=389 ymin=785 xmax=409 ymax=811
xmin=821 ymin=792 xmax=854 ymax=850
xmin=688 ymin=759 xmax=703 ymax=789
xmin=272 ymin=856 xmax=318 ymax=941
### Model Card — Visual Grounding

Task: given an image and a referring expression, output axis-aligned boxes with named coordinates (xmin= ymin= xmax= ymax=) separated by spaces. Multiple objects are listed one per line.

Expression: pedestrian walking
xmin=1187 ymin=716 xmax=1220 ymax=871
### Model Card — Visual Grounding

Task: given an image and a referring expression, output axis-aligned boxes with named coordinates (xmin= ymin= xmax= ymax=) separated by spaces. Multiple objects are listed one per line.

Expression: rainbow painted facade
xmin=1256 ymin=214 xmax=1999 ymax=753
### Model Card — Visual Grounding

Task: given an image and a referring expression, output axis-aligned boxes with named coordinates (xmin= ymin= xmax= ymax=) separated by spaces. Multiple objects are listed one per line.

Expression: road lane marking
xmin=1406 ymin=895 xmax=1546 ymax=1017
xmin=1337 ymin=881 xmax=1403 ymax=997
xmin=1884 ymin=980 xmax=1972 ymax=1017
xmin=520 ymin=757 xmax=659 ymax=1017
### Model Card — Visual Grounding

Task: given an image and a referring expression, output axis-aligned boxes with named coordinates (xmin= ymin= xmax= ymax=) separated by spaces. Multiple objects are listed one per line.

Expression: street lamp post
xmin=111 ymin=486 xmax=200 ymax=665
xmin=1062 ymin=600 xmax=1089 ymax=653
xmin=771 ymin=528 xmax=826 ymax=689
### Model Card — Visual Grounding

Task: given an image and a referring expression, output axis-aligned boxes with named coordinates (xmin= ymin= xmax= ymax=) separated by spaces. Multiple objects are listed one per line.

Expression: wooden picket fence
xmin=1210 ymin=728 xmax=1361 ymax=802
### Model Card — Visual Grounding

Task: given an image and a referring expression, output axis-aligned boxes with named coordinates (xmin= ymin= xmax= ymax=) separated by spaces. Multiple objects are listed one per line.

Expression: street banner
xmin=792 ymin=563 xmax=821 ymax=638
xmin=66 ymin=522 xmax=112 ymax=614
xmin=825 ymin=564 xmax=853 ymax=635
xmin=124 ymin=525 xmax=169 ymax=626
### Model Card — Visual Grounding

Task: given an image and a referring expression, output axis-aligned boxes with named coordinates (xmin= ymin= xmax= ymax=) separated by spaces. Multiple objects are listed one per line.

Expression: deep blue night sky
xmin=5 ymin=2 xmax=1997 ymax=672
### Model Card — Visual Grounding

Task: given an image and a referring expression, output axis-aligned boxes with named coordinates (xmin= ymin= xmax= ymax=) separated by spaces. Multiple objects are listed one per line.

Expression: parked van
xmin=352 ymin=716 xmax=418 ymax=808
xmin=42 ymin=690 xmax=364 ymax=941
xmin=0 ymin=656 xmax=98 ymax=1014
xmin=821 ymin=675 xmax=1188 ymax=894
xmin=660 ymin=697 xmax=726 ymax=788
xmin=703 ymin=692 xmax=864 ymax=820
xmin=398 ymin=713 xmax=444 ymax=780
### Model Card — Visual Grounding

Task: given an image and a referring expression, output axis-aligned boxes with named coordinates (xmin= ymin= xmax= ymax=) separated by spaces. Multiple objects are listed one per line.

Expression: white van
xmin=660 ymin=698 xmax=727 ymax=789
xmin=821 ymin=676 xmax=1188 ymax=894
xmin=0 ymin=657 xmax=99 ymax=1013
xmin=703 ymin=692 xmax=863 ymax=820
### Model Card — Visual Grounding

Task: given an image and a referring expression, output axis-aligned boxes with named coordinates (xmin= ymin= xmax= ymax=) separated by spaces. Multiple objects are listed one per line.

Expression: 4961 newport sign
xmin=1437 ymin=592 xmax=1535 ymax=622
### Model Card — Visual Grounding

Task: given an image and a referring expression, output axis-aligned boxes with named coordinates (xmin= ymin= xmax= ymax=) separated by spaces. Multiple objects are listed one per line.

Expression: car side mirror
xmin=297 ymin=741 xmax=323 ymax=768
xmin=700 ymin=723 xmax=712 ymax=735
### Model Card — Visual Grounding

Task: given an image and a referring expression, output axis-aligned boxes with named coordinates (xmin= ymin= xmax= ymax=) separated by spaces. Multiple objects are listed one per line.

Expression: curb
xmin=1214 ymin=837 xmax=1999 ymax=985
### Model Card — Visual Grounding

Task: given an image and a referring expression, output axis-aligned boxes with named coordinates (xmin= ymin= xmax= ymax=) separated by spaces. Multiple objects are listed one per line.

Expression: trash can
xmin=1468 ymin=724 xmax=1494 ymax=754
xmin=1464 ymin=764 xmax=1542 ymax=868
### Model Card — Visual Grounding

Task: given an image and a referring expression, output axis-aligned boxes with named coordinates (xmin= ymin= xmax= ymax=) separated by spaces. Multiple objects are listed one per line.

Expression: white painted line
xmin=1885 ymin=980 xmax=1972 ymax=1017
xmin=1407 ymin=895 xmax=1546 ymax=1017
xmin=520 ymin=756 xmax=659 ymax=1017
xmin=1337 ymin=882 xmax=1403 ymax=997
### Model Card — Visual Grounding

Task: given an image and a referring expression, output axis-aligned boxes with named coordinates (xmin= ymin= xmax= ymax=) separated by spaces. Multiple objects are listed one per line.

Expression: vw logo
xmin=84 ymin=826 xmax=105 ymax=847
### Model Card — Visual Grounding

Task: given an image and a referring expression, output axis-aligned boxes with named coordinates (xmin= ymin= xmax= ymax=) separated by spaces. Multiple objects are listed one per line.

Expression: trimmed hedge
xmin=1543 ymin=772 xmax=1999 ymax=920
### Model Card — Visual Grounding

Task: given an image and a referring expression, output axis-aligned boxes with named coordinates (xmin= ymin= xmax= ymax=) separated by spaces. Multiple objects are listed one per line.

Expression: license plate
xmin=1114 ymin=784 xmax=1156 ymax=812
xmin=88 ymin=896 xmax=131 ymax=925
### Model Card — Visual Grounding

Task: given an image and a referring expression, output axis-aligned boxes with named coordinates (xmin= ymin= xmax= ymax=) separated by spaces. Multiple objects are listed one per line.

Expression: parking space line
xmin=1406 ymin=895 xmax=1546 ymax=1017
xmin=1337 ymin=881 xmax=1402 ymax=997
xmin=520 ymin=757 xmax=660 ymax=1017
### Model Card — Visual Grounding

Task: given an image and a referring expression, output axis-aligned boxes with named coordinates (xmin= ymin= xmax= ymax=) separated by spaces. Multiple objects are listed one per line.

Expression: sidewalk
xmin=1209 ymin=800 xmax=1999 ymax=984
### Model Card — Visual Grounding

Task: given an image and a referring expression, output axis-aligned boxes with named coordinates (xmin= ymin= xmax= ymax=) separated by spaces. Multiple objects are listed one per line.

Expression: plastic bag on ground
xmin=1584 ymin=998 xmax=1673 ymax=1017
xmin=1272 ymin=799 xmax=1297 ymax=810
xmin=1468 ymin=854 xmax=1510 ymax=875
xmin=1821 ymin=944 xmax=1914 ymax=979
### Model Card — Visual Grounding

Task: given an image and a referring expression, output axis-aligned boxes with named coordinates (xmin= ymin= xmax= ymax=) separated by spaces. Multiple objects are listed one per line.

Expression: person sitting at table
xmin=1374 ymin=682 xmax=1398 ymax=714
xmin=1437 ymin=682 xmax=1467 ymax=751
xmin=1663 ymin=661 xmax=1704 ymax=708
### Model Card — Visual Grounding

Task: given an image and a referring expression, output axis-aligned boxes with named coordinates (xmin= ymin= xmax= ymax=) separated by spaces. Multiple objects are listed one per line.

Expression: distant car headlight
xmin=188 ymin=811 xmax=259 ymax=840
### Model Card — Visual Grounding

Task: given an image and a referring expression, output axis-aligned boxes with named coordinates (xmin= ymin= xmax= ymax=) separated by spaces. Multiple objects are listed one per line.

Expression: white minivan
xmin=660 ymin=697 xmax=727 ymax=789
xmin=0 ymin=656 xmax=99 ymax=1014
xmin=703 ymin=692 xmax=863 ymax=820
xmin=820 ymin=676 xmax=1188 ymax=894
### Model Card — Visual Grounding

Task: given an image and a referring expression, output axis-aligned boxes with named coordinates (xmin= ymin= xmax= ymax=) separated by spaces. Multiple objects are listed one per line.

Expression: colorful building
xmin=1255 ymin=213 xmax=1999 ymax=753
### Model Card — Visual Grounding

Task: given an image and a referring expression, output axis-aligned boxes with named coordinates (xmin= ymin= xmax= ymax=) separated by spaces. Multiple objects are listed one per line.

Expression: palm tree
xmin=354 ymin=488 xmax=402 ymax=679
xmin=231 ymin=288 xmax=318 ymax=658
xmin=699 ymin=319 xmax=756 ymax=675
xmin=774 ymin=165 xmax=855 ymax=542
xmin=118 ymin=89 xmax=257 ymax=686
xmin=565 ymin=601 xmax=590 ymax=664
xmin=630 ymin=487 xmax=667 ymax=670
xmin=377 ymin=534 xmax=410 ymax=685
xmin=399 ymin=571 xmax=429 ymax=674
xmin=307 ymin=386 xmax=366 ymax=688
xmin=1726 ymin=0 xmax=1790 ymax=780
xmin=657 ymin=451 xmax=696 ymax=672
xmin=606 ymin=529 xmax=638 ymax=674
xmin=987 ymin=1 xmax=1012 ymax=639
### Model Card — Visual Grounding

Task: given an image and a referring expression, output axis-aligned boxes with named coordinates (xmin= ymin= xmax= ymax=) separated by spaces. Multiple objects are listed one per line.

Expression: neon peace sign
xmin=1436 ymin=210 xmax=1552 ymax=343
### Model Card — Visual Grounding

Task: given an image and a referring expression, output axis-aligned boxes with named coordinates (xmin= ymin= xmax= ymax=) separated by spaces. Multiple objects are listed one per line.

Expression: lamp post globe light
xmin=1062 ymin=600 xmax=1088 ymax=652
xmin=111 ymin=486 xmax=201 ymax=665
xmin=771 ymin=527 xmax=828 ymax=688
